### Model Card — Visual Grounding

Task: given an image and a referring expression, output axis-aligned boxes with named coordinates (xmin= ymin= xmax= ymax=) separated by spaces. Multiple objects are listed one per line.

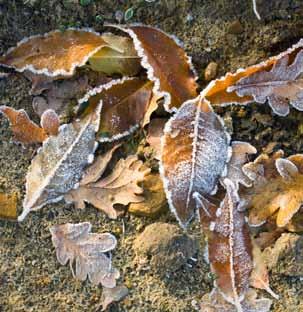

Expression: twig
xmin=252 ymin=0 xmax=261 ymax=20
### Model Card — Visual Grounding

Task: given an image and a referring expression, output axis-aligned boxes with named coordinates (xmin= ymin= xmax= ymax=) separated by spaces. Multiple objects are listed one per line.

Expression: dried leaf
xmin=88 ymin=33 xmax=141 ymax=76
xmin=18 ymin=102 xmax=102 ymax=221
xmin=208 ymin=179 xmax=253 ymax=311
xmin=160 ymin=97 xmax=231 ymax=228
xmin=200 ymin=288 xmax=272 ymax=312
xmin=202 ymin=39 xmax=303 ymax=109
xmin=0 ymin=29 xmax=115 ymax=77
xmin=112 ymin=24 xmax=198 ymax=111
xmin=0 ymin=192 xmax=18 ymax=220
xmin=50 ymin=222 xmax=119 ymax=287
xmin=40 ymin=109 xmax=60 ymax=136
xmin=228 ymin=50 xmax=303 ymax=116
xmin=65 ymin=154 xmax=150 ymax=218
xmin=146 ymin=118 xmax=167 ymax=160
xmin=242 ymin=152 xmax=303 ymax=227
xmin=142 ymin=93 xmax=162 ymax=127
xmin=0 ymin=105 xmax=47 ymax=144
xmin=101 ymin=285 xmax=129 ymax=311
xmin=78 ymin=77 xmax=153 ymax=142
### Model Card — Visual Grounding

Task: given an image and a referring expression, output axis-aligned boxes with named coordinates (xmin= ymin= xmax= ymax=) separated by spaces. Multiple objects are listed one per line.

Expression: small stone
xmin=128 ymin=174 xmax=168 ymax=217
xmin=133 ymin=222 xmax=198 ymax=275
xmin=204 ymin=62 xmax=218 ymax=81
xmin=227 ymin=20 xmax=244 ymax=34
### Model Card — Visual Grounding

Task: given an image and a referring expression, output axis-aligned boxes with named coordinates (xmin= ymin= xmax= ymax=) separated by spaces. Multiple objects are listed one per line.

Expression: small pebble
xmin=228 ymin=20 xmax=244 ymax=34
xmin=204 ymin=62 xmax=218 ymax=81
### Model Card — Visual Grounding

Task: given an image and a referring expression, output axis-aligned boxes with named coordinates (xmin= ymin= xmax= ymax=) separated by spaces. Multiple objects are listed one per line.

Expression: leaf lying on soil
xmin=50 ymin=222 xmax=119 ymax=288
xmin=112 ymin=24 xmax=198 ymax=111
xmin=242 ymin=151 xmax=303 ymax=227
xmin=0 ymin=29 xmax=117 ymax=77
xmin=65 ymin=153 xmax=150 ymax=219
xmin=202 ymin=38 xmax=303 ymax=114
xmin=0 ymin=192 xmax=18 ymax=220
xmin=78 ymin=77 xmax=153 ymax=142
xmin=18 ymin=102 xmax=102 ymax=221
xmin=160 ymin=97 xmax=231 ymax=228
xmin=101 ymin=285 xmax=129 ymax=311
xmin=0 ymin=105 xmax=48 ymax=144
xmin=88 ymin=33 xmax=141 ymax=76
xmin=228 ymin=50 xmax=303 ymax=116
xmin=208 ymin=179 xmax=253 ymax=311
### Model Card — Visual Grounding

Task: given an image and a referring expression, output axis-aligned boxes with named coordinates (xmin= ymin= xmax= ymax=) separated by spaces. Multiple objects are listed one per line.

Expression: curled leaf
xmin=18 ymin=102 xmax=102 ymax=221
xmin=50 ymin=222 xmax=119 ymax=287
xmin=78 ymin=77 xmax=153 ymax=142
xmin=0 ymin=29 xmax=115 ymax=76
xmin=112 ymin=24 xmax=198 ymax=111
xmin=160 ymin=97 xmax=231 ymax=228
xmin=0 ymin=105 xmax=47 ymax=144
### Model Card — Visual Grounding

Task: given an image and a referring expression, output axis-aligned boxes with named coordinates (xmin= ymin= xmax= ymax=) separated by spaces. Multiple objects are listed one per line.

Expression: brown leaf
xmin=18 ymin=102 xmax=101 ymax=221
xmin=0 ymin=105 xmax=47 ymax=144
xmin=112 ymin=24 xmax=198 ymax=111
xmin=242 ymin=151 xmax=303 ymax=227
xmin=0 ymin=29 xmax=114 ymax=77
xmin=88 ymin=33 xmax=141 ymax=76
xmin=208 ymin=179 xmax=253 ymax=311
xmin=40 ymin=109 xmax=60 ymax=136
xmin=65 ymin=154 xmax=150 ymax=219
xmin=160 ymin=97 xmax=231 ymax=228
xmin=202 ymin=39 xmax=303 ymax=110
xmin=101 ymin=285 xmax=129 ymax=311
xmin=78 ymin=78 xmax=153 ymax=142
xmin=50 ymin=222 xmax=119 ymax=287
xmin=0 ymin=192 xmax=18 ymax=220
xmin=142 ymin=93 xmax=162 ymax=127
xmin=146 ymin=118 xmax=167 ymax=160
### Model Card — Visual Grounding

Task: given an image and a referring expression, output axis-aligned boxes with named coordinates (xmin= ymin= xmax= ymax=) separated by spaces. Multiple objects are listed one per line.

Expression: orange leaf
xmin=0 ymin=192 xmax=18 ymax=220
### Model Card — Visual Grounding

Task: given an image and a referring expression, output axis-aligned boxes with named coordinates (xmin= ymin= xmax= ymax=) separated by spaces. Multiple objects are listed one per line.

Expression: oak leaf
xmin=50 ymin=222 xmax=119 ymax=288
xmin=78 ymin=77 xmax=153 ymax=142
xmin=160 ymin=97 xmax=231 ymax=228
xmin=18 ymin=102 xmax=102 ymax=221
xmin=242 ymin=151 xmax=303 ymax=227
xmin=65 ymin=153 xmax=150 ymax=219
xmin=112 ymin=24 xmax=198 ymax=111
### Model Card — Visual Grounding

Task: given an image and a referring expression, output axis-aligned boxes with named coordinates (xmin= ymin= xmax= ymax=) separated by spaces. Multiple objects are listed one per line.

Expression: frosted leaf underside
xmin=161 ymin=97 xmax=230 ymax=227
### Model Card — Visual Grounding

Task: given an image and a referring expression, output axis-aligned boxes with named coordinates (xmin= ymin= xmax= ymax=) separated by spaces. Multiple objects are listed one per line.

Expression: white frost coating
xmin=209 ymin=221 xmax=216 ymax=231
xmin=99 ymin=124 xmax=139 ymax=143
xmin=1 ymin=28 xmax=113 ymax=77
xmin=107 ymin=23 xmax=198 ymax=113
xmin=87 ymin=154 xmax=94 ymax=164
xmin=275 ymin=158 xmax=298 ymax=180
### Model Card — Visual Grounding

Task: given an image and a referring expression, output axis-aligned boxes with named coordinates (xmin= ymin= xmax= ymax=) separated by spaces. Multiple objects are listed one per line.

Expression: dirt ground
xmin=1 ymin=1 xmax=303 ymax=311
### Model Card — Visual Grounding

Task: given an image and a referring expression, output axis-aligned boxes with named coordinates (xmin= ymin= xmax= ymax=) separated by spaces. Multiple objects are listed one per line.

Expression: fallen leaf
xmin=101 ymin=285 xmax=129 ymax=311
xmin=228 ymin=50 xmax=303 ymax=116
xmin=146 ymin=118 xmax=167 ymax=160
xmin=142 ymin=93 xmax=162 ymax=127
xmin=18 ymin=102 xmax=102 ymax=221
xmin=242 ymin=151 xmax=303 ymax=227
xmin=0 ymin=192 xmax=18 ymax=220
xmin=50 ymin=222 xmax=119 ymax=287
xmin=78 ymin=77 xmax=153 ymax=142
xmin=202 ymin=39 xmax=303 ymax=109
xmin=0 ymin=105 xmax=47 ymax=144
xmin=0 ymin=29 xmax=116 ymax=76
xmin=112 ymin=24 xmax=198 ymax=111
xmin=65 ymin=153 xmax=150 ymax=219
xmin=208 ymin=179 xmax=253 ymax=311
xmin=88 ymin=33 xmax=141 ymax=76
xmin=160 ymin=97 xmax=231 ymax=228
xmin=40 ymin=109 xmax=60 ymax=136
xmin=200 ymin=288 xmax=272 ymax=312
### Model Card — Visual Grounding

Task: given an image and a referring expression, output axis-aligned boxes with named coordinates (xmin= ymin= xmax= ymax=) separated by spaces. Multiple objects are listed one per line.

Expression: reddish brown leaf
xmin=112 ymin=25 xmax=198 ymax=111
xmin=0 ymin=105 xmax=47 ymax=144
xmin=160 ymin=97 xmax=231 ymax=228
xmin=146 ymin=118 xmax=167 ymax=160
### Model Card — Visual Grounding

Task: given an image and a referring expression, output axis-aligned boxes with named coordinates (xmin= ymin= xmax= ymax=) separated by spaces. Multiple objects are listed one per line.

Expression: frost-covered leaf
xmin=242 ymin=151 xmax=303 ymax=227
xmin=50 ymin=222 xmax=119 ymax=288
xmin=160 ymin=97 xmax=231 ymax=228
xmin=88 ymin=33 xmax=141 ymax=76
xmin=40 ymin=109 xmax=60 ymax=136
xmin=200 ymin=288 xmax=272 ymax=312
xmin=101 ymin=285 xmax=129 ymax=311
xmin=228 ymin=51 xmax=303 ymax=116
xmin=78 ymin=77 xmax=153 ymax=142
xmin=208 ymin=179 xmax=253 ymax=311
xmin=0 ymin=192 xmax=18 ymax=220
xmin=0 ymin=29 xmax=116 ymax=77
xmin=226 ymin=141 xmax=257 ymax=189
xmin=18 ymin=102 xmax=102 ymax=221
xmin=146 ymin=118 xmax=167 ymax=160
xmin=113 ymin=24 xmax=198 ymax=111
xmin=202 ymin=39 xmax=303 ymax=109
xmin=0 ymin=105 xmax=47 ymax=144
xmin=65 ymin=154 xmax=150 ymax=218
